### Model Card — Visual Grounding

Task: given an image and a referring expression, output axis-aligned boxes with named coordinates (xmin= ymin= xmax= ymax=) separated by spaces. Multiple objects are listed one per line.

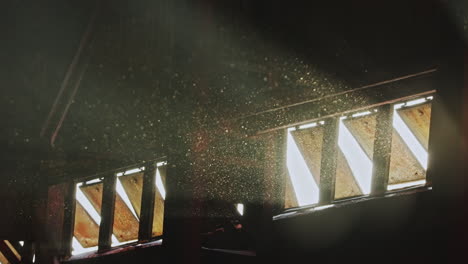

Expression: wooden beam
xmin=61 ymin=181 xmax=76 ymax=257
xmin=138 ymin=162 xmax=157 ymax=242
xmin=0 ymin=240 xmax=21 ymax=264
xmin=98 ymin=174 xmax=117 ymax=252
xmin=319 ymin=118 xmax=339 ymax=204
xmin=238 ymin=71 xmax=436 ymax=135
xmin=371 ymin=104 xmax=394 ymax=196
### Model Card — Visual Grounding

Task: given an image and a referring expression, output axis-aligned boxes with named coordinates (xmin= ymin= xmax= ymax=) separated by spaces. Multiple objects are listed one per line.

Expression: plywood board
xmin=119 ymin=172 xmax=144 ymax=217
xmin=343 ymin=114 xmax=376 ymax=159
xmin=388 ymin=132 xmax=426 ymax=184
xmin=80 ymin=183 xmax=103 ymax=216
xmin=283 ymin=170 xmax=299 ymax=209
xmin=152 ymin=166 xmax=167 ymax=237
xmin=334 ymin=150 xmax=362 ymax=199
xmin=119 ymin=169 xmax=166 ymax=237
xmin=80 ymin=182 xmax=139 ymax=243
xmin=290 ymin=126 xmax=323 ymax=183
xmin=397 ymin=103 xmax=431 ymax=150
xmin=74 ymin=201 xmax=99 ymax=248
xmin=113 ymin=193 xmax=139 ymax=242
xmin=343 ymin=113 xmax=425 ymax=185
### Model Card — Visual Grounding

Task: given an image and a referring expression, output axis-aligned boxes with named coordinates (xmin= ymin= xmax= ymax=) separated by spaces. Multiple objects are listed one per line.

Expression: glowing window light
xmin=286 ymin=131 xmax=319 ymax=206
xmin=298 ymin=122 xmax=317 ymax=130
xmin=156 ymin=161 xmax=167 ymax=167
xmin=75 ymin=184 xmax=119 ymax=245
xmin=387 ymin=179 xmax=426 ymax=191
xmin=116 ymin=179 xmax=139 ymax=220
xmin=394 ymin=103 xmax=405 ymax=110
xmin=85 ymin=178 xmax=102 ymax=185
xmin=125 ymin=167 xmax=145 ymax=175
xmin=75 ymin=185 xmax=102 ymax=225
xmin=19 ymin=241 xmax=24 ymax=246
xmin=155 ymin=168 xmax=166 ymax=200
xmin=116 ymin=167 xmax=145 ymax=177
xmin=405 ymin=98 xmax=427 ymax=107
xmin=393 ymin=109 xmax=428 ymax=169
xmin=352 ymin=111 xmax=372 ymax=118
xmin=236 ymin=203 xmax=244 ymax=216
xmin=338 ymin=120 xmax=373 ymax=194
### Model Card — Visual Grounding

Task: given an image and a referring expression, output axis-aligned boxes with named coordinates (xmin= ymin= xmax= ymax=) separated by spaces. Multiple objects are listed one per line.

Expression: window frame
xmin=61 ymin=158 xmax=167 ymax=260
xmin=278 ymin=93 xmax=435 ymax=214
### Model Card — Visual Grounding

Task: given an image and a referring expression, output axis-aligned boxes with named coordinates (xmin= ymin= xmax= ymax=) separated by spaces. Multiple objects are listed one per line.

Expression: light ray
xmin=286 ymin=131 xmax=319 ymax=206
xmin=338 ymin=120 xmax=373 ymax=194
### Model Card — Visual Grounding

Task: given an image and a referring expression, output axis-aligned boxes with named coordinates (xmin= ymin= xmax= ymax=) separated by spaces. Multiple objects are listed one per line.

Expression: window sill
xmin=273 ymin=185 xmax=431 ymax=221
xmin=66 ymin=239 xmax=163 ymax=262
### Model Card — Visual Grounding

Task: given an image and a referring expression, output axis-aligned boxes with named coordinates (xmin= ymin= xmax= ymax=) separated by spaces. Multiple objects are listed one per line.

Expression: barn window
xmin=71 ymin=161 xmax=167 ymax=255
xmin=284 ymin=95 xmax=433 ymax=209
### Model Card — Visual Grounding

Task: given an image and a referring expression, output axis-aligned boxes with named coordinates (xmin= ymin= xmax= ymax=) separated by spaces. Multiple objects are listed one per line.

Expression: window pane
xmin=337 ymin=114 xmax=375 ymax=199
xmin=117 ymin=164 xmax=166 ymax=239
xmin=284 ymin=126 xmax=321 ymax=208
xmin=73 ymin=181 xmax=103 ymax=252
xmin=113 ymin=174 xmax=139 ymax=244
xmin=388 ymin=102 xmax=431 ymax=189
xmin=74 ymin=201 xmax=100 ymax=248
xmin=118 ymin=172 xmax=144 ymax=218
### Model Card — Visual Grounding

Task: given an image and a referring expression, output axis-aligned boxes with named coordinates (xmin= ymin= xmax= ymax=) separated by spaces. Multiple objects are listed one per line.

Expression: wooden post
xmin=319 ymin=117 xmax=339 ymax=204
xmin=138 ymin=162 xmax=157 ymax=242
xmin=98 ymin=174 xmax=117 ymax=252
xmin=61 ymin=181 xmax=76 ymax=257
xmin=371 ymin=104 xmax=394 ymax=196
xmin=271 ymin=129 xmax=287 ymax=212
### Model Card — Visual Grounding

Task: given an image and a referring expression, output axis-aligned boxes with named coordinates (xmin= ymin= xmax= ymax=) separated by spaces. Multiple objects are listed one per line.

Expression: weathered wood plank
xmin=397 ymin=102 xmax=432 ymax=150
xmin=80 ymin=183 xmax=103 ymax=217
xmin=112 ymin=192 xmax=139 ymax=242
xmin=119 ymin=172 xmax=144 ymax=218
xmin=343 ymin=114 xmax=377 ymax=159
xmin=335 ymin=150 xmax=363 ymax=199
xmin=0 ymin=240 xmax=21 ymax=264
xmin=291 ymin=126 xmax=323 ymax=183
xmin=74 ymin=201 xmax=100 ymax=248
xmin=152 ymin=166 xmax=166 ymax=237
xmin=344 ymin=109 xmax=426 ymax=187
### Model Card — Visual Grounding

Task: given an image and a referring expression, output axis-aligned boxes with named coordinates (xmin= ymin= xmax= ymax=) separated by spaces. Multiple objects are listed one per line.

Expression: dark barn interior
xmin=0 ymin=0 xmax=467 ymax=263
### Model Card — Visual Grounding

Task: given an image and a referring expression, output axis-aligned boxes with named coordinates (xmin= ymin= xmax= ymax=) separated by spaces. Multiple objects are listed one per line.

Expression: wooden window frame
xmin=61 ymin=158 xmax=167 ymax=259
xmin=253 ymin=70 xmax=438 ymax=217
